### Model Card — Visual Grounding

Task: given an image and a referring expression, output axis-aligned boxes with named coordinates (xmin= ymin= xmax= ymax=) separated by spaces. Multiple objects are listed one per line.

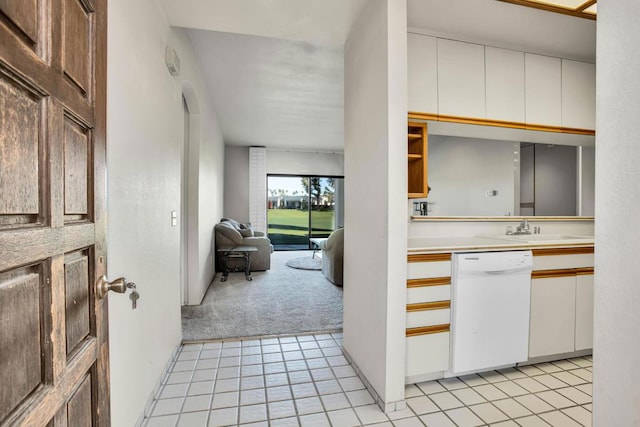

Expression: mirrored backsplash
xmin=412 ymin=135 xmax=595 ymax=217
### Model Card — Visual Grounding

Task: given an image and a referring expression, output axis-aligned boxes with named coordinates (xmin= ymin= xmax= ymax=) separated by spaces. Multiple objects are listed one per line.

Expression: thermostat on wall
xmin=165 ymin=47 xmax=181 ymax=76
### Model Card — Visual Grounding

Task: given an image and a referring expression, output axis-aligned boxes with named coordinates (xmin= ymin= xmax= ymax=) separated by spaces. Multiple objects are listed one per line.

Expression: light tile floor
xmin=143 ymin=332 xmax=593 ymax=427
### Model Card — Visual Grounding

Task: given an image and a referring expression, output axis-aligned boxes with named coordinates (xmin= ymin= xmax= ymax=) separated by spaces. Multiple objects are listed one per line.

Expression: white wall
xmin=174 ymin=29 xmax=226 ymax=306
xmin=223 ymin=147 xmax=345 ymax=224
xmin=223 ymin=146 xmax=250 ymax=223
xmin=427 ymin=136 xmax=517 ymax=216
xmin=107 ymin=1 xmax=224 ymax=425
xmin=344 ymin=0 xmax=407 ymax=411
xmin=267 ymin=149 xmax=344 ymax=176
xmin=594 ymin=1 xmax=640 ymax=424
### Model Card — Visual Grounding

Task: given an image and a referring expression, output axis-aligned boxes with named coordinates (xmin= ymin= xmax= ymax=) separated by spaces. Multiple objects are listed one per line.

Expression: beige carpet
xmin=181 ymin=251 xmax=343 ymax=340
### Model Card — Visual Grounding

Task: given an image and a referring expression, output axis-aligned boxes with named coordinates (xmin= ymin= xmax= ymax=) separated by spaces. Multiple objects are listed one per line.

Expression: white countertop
xmin=408 ymin=236 xmax=595 ymax=253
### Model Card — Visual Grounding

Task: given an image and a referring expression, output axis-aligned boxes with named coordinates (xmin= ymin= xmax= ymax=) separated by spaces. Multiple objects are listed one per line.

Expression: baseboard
xmin=521 ymin=349 xmax=592 ymax=366
xmin=342 ymin=348 xmax=407 ymax=414
xmin=135 ymin=345 xmax=180 ymax=427
xmin=405 ymin=370 xmax=446 ymax=385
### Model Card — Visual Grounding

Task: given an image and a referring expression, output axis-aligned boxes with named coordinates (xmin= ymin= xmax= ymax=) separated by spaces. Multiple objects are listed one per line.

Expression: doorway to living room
xmin=267 ymin=174 xmax=344 ymax=250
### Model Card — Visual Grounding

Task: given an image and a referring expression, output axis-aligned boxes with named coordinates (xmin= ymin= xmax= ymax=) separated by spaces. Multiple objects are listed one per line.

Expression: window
xmin=267 ymin=175 xmax=344 ymax=250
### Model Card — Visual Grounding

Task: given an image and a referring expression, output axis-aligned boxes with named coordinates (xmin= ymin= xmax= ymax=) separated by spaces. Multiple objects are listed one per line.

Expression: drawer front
xmin=407 ymin=285 xmax=451 ymax=304
xmin=408 ymin=261 xmax=452 ymax=280
xmin=406 ymin=332 xmax=450 ymax=377
xmin=533 ymin=253 xmax=594 ymax=270
xmin=407 ymin=308 xmax=451 ymax=329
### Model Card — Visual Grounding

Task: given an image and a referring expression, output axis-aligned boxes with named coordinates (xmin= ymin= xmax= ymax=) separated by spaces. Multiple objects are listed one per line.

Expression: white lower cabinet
xmin=529 ymin=276 xmax=576 ymax=358
xmin=529 ymin=268 xmax=594 ymax=358
xmin=406 ymin=257 xmax=452 ymax=382
xmin=406 ymin=309 xmax=450 ymax=329
xmin=407 ymin=285 xmax=450 ymax=304
xmin=405 ymin=250 xmax=594 ymax=383
xmin=575 ymin=273 xmax=594 ymax=350
xmin=406 ymin=332 xmax=450 ymax=379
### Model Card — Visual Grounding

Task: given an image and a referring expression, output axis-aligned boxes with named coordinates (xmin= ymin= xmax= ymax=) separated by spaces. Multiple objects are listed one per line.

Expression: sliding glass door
xmin=267 ymin=176 xmax=309 ymax=250
xmin=267 ymin=175 xmax=344 ymax=250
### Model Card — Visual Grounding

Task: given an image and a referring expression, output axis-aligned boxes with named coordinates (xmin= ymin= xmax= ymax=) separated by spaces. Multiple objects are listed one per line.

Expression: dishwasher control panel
xmin=455 ymin=251 xmax=532 ymax=275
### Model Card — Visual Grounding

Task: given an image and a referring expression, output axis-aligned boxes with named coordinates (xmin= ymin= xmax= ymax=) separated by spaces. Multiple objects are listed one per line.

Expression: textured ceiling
xmin=159 ymin=0 xmax=369 ymax=48
xmin=188 ymin=29 xmax=344 ymax=150
xmin=160 ymin=0 xmax=596 ymax=150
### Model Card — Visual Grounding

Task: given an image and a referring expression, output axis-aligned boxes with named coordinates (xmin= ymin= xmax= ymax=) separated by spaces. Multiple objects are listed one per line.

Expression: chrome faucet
xmin=515 ymin=218 xmax=531 ymax=235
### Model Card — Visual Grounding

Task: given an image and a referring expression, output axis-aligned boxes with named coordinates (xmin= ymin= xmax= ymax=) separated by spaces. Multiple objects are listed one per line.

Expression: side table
xmin=217 ymin=246 xmax=258 ymax=281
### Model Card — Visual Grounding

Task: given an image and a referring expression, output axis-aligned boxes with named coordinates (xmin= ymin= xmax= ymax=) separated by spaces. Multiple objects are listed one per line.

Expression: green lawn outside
xmin=268 ymin=209 xmax=335 ymax=245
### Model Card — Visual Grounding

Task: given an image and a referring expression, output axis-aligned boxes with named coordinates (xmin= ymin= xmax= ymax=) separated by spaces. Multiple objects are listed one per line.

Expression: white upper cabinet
xmin=485 ymin=47 xmax=525 ymax=123
xmin=407 ymin=34 xmax=595 ymax=130
xmin=407 ymin=33 xmax=438 ymax=114
xmin=525 ymin=53 xmax=562 ymax=127
xmin=437 ymin=39 xmax=486 ymax=118
xmin=562 ymin=59 xmax=596 ymax=130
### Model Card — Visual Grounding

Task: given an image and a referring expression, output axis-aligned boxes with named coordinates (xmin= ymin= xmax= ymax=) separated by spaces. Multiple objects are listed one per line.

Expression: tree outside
xmin=268 ymin=176 xmax=338 ymax=249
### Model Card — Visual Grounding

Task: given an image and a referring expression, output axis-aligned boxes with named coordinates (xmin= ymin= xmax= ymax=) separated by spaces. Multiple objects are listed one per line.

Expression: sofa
xmin=319 ymin=228 xmax=344 ymax=286
xmin=214 ymin=218 xmax=273 ymax=271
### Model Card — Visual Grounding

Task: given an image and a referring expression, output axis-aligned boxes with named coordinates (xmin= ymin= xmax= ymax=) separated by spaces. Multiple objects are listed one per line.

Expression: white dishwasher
xmin=450 ymin=251 xmax=533 ymax=375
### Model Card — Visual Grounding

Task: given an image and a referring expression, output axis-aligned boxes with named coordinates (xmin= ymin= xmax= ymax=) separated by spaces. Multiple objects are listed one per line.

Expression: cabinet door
xmin=437 ymin=39 xmax=486 ymax=118
xmin=485 ymin=47 xmax=525 ymax=123
xmin=529 ymin=276 xmax=576 ymax=358
xmin=575 ymin=273 xmax=594 ymax=350
xmin=525 ymin=54 xmax=562 ymax=127
xmin=562 ymin=59 xmax=596 ymax=130
xmin=406 ymin=332 xmax=450 ymax=379
xmin=408 ymin=33 xmax=438 ymax=114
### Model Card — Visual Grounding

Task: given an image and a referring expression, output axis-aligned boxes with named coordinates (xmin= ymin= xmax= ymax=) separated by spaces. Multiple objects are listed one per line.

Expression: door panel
xmin=0 ymin=74 xmax=42 ymax=220
xmin=62 ymin=0 xmax=92 ymax=96
xmin=0 ymin=0 xmax=108 ymax=425
xmin=66 ymin=374 xmax=93 ymax=426
xmin=0 ymin=0 xmax=39 ymax=45
xmin=64 ymin=251 xmax=91 ymax=357
xmin=63 ymin=116 xmax=90 ymax=219
xmin=0 ymin=266 xmax=44 ymax=422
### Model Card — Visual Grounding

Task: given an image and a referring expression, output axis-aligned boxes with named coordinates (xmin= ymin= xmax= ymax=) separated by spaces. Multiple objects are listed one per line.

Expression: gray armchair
xmin=214 ymin=218 xmax=273 ymax=271
xmin=319 ymin=228 xmax=344 ymax=286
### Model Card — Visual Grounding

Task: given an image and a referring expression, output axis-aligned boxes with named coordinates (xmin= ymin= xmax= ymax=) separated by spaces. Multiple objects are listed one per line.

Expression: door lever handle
xmin=96 ymin=275 xmax=136 ymax=299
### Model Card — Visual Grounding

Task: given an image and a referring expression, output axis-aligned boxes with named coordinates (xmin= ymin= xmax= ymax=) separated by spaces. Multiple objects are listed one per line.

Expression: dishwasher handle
xmin=457 ymin=267 xmax=533 ymax=276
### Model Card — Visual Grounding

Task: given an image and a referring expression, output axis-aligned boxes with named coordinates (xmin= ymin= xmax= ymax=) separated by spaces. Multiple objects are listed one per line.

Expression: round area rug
xmin=285 ymin=256 xmax=322 ymax=270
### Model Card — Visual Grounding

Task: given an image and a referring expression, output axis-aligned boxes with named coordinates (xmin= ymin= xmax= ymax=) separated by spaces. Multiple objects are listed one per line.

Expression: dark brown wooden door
xmin=0 ymin=0 xmax=109 ymax=425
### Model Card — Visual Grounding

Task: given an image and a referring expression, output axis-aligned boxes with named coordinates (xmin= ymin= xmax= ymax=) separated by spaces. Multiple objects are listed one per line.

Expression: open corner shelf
xmin=408 ymin=121 xmax=428 ymax=199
